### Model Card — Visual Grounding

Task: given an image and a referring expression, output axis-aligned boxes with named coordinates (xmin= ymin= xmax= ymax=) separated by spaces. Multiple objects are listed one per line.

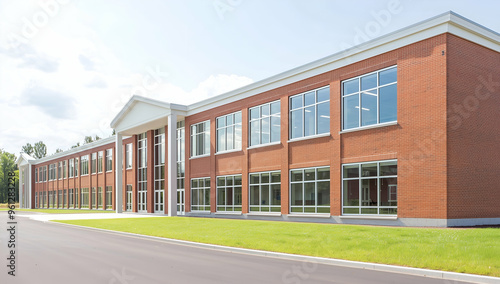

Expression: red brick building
xmin=17 ymin=12 xmax=500 ymax=226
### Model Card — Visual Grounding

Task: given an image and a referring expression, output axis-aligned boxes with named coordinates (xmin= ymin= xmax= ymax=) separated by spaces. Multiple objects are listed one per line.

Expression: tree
xmin=22 ymin=143 xmax=34 ymax=156
xmin=33 ymin=141 xmax=47 ymax=159
xmin=84 ymin=136 xmax=93 ymax=144
xmin=94 ymin=135 xmax=101 ymax=141
xmin=71 ymin=142 xmax=80 ymax=149
xmin=0 ymin=150 xmax=18 ymax=203
xmin=55 ymin=148 xmax=63 ymax=154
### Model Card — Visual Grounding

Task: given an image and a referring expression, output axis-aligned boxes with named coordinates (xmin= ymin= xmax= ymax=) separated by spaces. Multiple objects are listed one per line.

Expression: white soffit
xmin=186 ymin=11 xmax=500 ymax=116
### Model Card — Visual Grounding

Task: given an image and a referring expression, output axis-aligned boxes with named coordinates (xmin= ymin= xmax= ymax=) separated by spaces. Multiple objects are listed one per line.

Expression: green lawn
xmin=0 ymin=208 xmax=116 ymax=214
xmin=55 ymin=217 xmax=500 ymax=277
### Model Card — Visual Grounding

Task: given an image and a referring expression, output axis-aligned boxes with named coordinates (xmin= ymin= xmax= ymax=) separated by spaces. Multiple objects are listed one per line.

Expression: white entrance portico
xmin=110 ymin=95 xmax=187 ymax=216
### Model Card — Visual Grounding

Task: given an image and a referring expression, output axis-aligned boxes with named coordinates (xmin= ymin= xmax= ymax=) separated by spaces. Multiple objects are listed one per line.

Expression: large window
xmin=106 ymin=149 xmax=113 ymax=172
xmin=137 ymin=133 xmax=147 ymax=212
xmin=91 ymin=187 xmax=96 ymax=209
xmin=177 ymin=121 xmax=186 ymax=214
xmin=81 ymin=155 xmax=89 ymax=176
xmin=63 ymin=161 xmax=67 ymax=179
xmin=106 ymin=186 xmax=112 ymax=210
xmin=216 ymin=175 xmax=242 ymax=212
xmin=98 ymin=151 xmax=103 ymax=173
xmin=125 ymin=143 xmax=133 ymax=169
xmin=216 ymin=112 xmax=242 ymax=153
xmin=190 ymin=121 xmax=210 ymax=157
xmin=69 ymin=159 xmax=74 ymax=178
xmin=49 ymin=164 xmax=55 ymax=180
xmin=58 ymin=162 xmax=62 ymax=179
xmin=91 ymin=153 xmax=97 ymax=174
xmin=35 ymin=168 xmax=38 ymax=183
xmin=342 ymin=160 xmax=397 ymax=215
xmin=97 ymin=187 xmax=103 ymax=209
xmin=75 ymin=158 xmax=79 ymax=177
xmin=191 ymin=177 xmax=210 ymax=211
xmin=75 ymin=188 xmax=79 ymax=208
xmin=249 ymin=101 xmax=280 ymax=147
xmin=154 ymin=128 xmax=165 ymax=213
xmin=249 ymin=171 xmax=281 ymax=213
xmin=290 ymin=86 xmax=330 ymax=139
xmin=290 ymin=167 xmax=330 ymax=213
xmin=69 ymin=189 xmax=73 ymax=208
xmin=81 ymin=188 xmax=89 ymax=208
xmin=342 ymin=66 xmax=397 ymax=130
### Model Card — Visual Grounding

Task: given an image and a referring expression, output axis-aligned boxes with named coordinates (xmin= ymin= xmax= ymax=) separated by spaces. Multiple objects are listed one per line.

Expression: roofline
xmin=31 ymin=136 xmax=117 ymax=165
xmin=110 ymin=95 xmax=187 ymax=128
xmin=184 ymin=11 xmax=500 ymax=115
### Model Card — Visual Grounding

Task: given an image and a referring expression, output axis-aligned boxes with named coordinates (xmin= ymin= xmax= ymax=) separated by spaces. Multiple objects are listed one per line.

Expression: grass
xmin=0 ymin=208 xmax=116 ymax=214
xmin=0 ymin=203 xmax=19 ymax=209
xmin=54 ymin=217 xmax=500 ymax=277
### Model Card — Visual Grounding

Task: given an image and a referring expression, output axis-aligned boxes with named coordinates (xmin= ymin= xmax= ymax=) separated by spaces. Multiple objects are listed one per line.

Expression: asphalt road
xmin=1 ymin=212 xmax=474 ymax=284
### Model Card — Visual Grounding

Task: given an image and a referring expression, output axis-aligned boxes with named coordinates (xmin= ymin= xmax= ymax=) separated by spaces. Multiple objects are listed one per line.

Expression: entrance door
xmin=126 ymin=187 xmax=132 ymax=211
xmin=177 ymin=189 xmax=185 ymax=215
xmin=138 ymin=191 xmax=147 ymax=212
xmin=361 ymin=180 xmax=371 ymax=206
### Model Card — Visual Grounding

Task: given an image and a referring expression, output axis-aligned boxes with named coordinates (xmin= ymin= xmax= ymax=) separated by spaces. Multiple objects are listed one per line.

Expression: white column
xmin=19 ymin=166 xmax=23 ymax=209
xmin=115 ymin=133 xmax=123 ymax=213
xmin=167 ymin=113 xmax=177 ymax=216
xmin=28 ymin=165 xmax=32 ymax=209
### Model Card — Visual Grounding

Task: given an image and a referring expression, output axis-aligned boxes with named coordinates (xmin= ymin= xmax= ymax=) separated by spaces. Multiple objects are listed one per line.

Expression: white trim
xmin=287 ymin=213 xmax=331 ymax=218
xmin=214 ymin=212 xmax=243 ymax=215
xmin=246 ymin=212 xmax=282 ymax=217
xmin=247 ymin=141 xmax=281 ymax=150
xmin=214 ymin=149 xmax=242 ymax=156
xmin=189 ymin=154 xmax=210 ymax=160
xmin=339 ymin=121 xmax=398 ymax=134
xmin=340 ymin=215 xmax=398 ymax=220
xmin=288 ymin=132 xmax=330 ymax=143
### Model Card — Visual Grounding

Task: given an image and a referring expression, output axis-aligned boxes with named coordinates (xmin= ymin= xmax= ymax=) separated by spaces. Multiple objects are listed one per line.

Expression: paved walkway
xmin=17 ymin=212 xmax=162 ymax=221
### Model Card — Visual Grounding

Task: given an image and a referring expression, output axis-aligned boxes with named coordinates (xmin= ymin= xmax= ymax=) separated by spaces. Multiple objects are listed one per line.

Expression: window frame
xmin=190 ymin=177 xmax=210 ymax=212
xmin=190 ymin=120 xmax=211 ymax=158
xmin=216 ymin=111 xmax=242 ymax=153
xmin=81 ymin=155 xmax=89 ymax=176
xmin=126 ymin=143 xmax=133 ymax=169
xmin=91 ymin=153 xmax=97 ymax=174
xmin=249 ymin=100 xmax=281 ymax=148
xmin=98 ymin=151 xmax=103 ymax=173
xmin=216 ymin=174 xmax=242 ymax=212
xmin=105 ymin=149 xmax=113 ymax=172
xmin=249 ymin=170 xmax=281 ymax=213
xmin=341 ymin=159 xmax=398 ymax=216
xmin=341 ymin=65 xmax=397 ymax=131
xmin=289 ymin=86 xmax=330 ymax=140
xmin=289 ymin=166 xmax=331 ymax=214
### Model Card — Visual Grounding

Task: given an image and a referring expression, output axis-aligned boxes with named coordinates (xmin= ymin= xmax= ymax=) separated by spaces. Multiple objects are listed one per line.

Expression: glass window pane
xmin=380 ymin=161 xmax=397 ymax=176
xmin=317 ymin=181 xmax=330 ymax=206
xmin=250 ymin=120 xmax=260 ymax=146
xmin=234 ymin=175 xmax=242 ymax=186
xmin=290 ymin=95 xmax=302 ymax=109
xmin=361 ymin=179 xmax=378 ymax=207
xmin=361 ymin=73 xmax=377 ymax=91
xmin=261 ymin=173 xmax=269 ymax=184
xmin=250 ymin=186 xmax=259 ymax=206
xmin=304 ymin=168 xmax=315 ymax=181
xmin=291 ymin=183 xmax=303 ymax=206
xmin=217 ymin=117 xmax=225 ymax=128
xmin=227 ymin=126 xmax=234 ymax=150
xmin=261 ymin=117 xmax=270 ymax=144
xmin=205 ymin=178 xmax=211 ymax=188
xmin=317 ymin=87 xmax=329 ymax=102
xmin=290 ymin=110 xmax=303 ymax=139
xmin=271 ymin=184 xmax=281 ymax=206
xmin=234 ymin=112 xmax=241 ymax=124
xmin=291 ymin=170 xmax=303 ymax=182
xmin=304 ymin=92 xmax=315 ymax=106
xmin=217 ymin=177 xmax=225 ymax=186
xmin=380 ymin=177 xmax=397 ymax=207
xmin=261 ymin=184 xmax=269 ymax=205
xmin=379 ymin=67 xmax=397 ymax=85
xmin=343 ymin=78 xmax=359 ymax=95
xmin=304 ymin=183 xmax=315 ymax=205
xmin=343 ymin=179 xmax=359 ymax=206
xmin=361 ymin=92 xmax=377 ymax=126
xmin=317 ymin=167 xmax=330 ymax=180
xmin=234 ymin=124 xmax=242 ymax=149
xmin=217 ymin=188 xmax=225 ymax=205
xmin=250 ymin=174 xmax=259 ymax=184
xmin=343 ymin=94 xmax=359 ymax=129
xmin=270 ymin=101 xmax=280 ymax=115
xmin=317 ymin=101 xmax=330 ymax=134
xmin=217 ymin=128 xmax=226 ymax=152
xmin=271 ymin=172 xmax=281 ymax=183
xmin=379 ymin=84 xmax=397 ymax=123
xmin=270 ymin=116 xmax=280 ymax=143
xmin=226 ymin=114 xmax=233 ymax=125
xmin=250 ymin=108 xmax=260 ymax=120
xmin=304 ymin=106 xmax=315 ymax=136
xmin=361 ymin=163 xmax=377 ymax=177
xmin=261 ymin=104 xmax=270 ymax=116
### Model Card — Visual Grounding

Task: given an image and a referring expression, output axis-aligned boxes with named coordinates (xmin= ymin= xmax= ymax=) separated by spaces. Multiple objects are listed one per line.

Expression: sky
xmin=1 ymin=0 xmax=499 ymax=156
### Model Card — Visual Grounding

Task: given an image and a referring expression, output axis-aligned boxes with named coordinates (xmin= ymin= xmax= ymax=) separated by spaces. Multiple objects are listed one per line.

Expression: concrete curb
xmin=50 ymin=221 xmax=500 ymax=284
